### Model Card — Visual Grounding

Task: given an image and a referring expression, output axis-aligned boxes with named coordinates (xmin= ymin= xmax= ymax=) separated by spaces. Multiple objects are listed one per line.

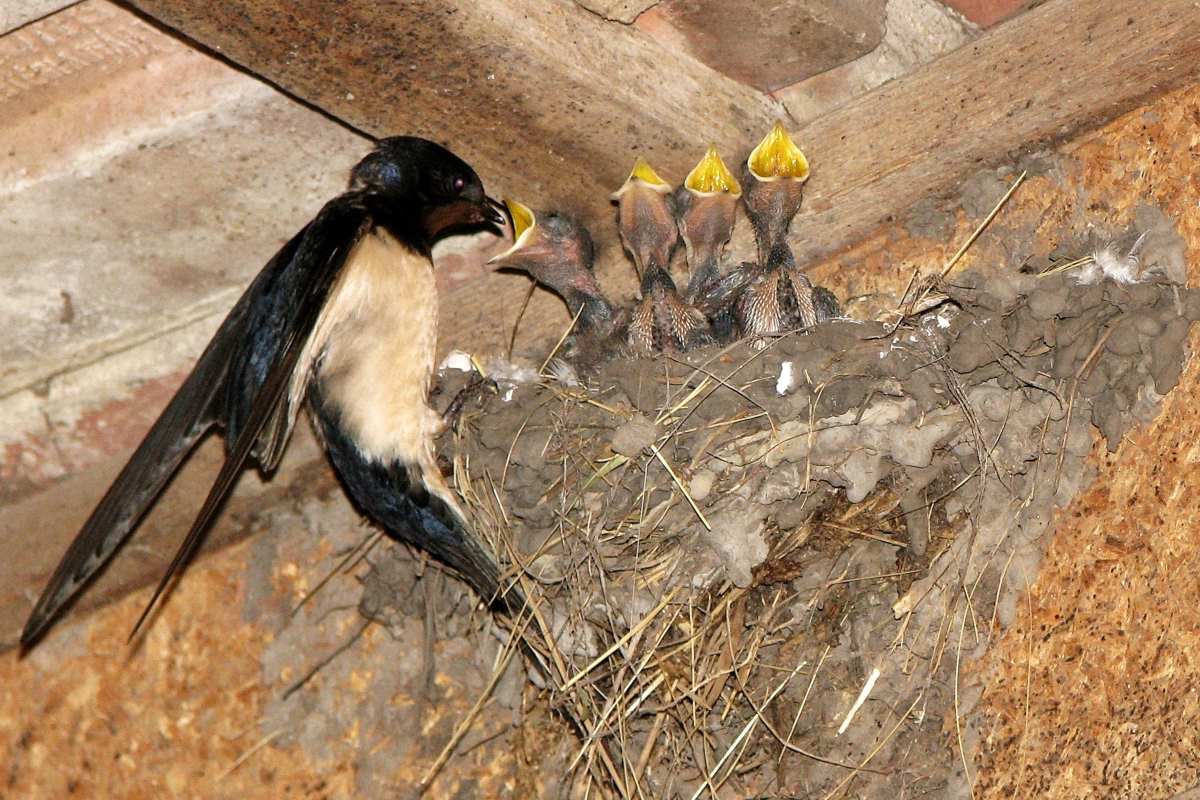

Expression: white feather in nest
xmin=482 ymin=355 xmax=544 ymax=401
xmin=438 ymin=349 xmax=477 ymax=373
xmin=438 ymin=349 xmax=546 ymax=402
xmin=1074 ymin=231 xmax=1148 ymax=285
xmin=775 ymin=360 xmax=796 ymax=395
xmin=543 ymin=358 xmax=582 ymax=389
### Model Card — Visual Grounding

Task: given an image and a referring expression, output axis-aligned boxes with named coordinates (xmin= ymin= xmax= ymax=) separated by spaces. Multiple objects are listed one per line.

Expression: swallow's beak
xmin=611 ymin=156 xmax=672 ymax=201
xmin=743 ymin=122 xmax=810 ymax=264
xmin=487 ymin=198 xmax=545 ymax=270
xmin=685 ymin=146 xmax=741 ymax=196
xmin=485 ymin=195 xmax=508 ymax=229
xmin=747 ymin=121 xmax=809 ymax=183
xmin=422 ymin=193 xmax=508 ymax=244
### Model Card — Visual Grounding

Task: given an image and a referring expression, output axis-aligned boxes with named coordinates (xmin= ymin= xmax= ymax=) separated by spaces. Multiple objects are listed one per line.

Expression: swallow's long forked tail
xmin=18 ymin=311 xmax=237 ymax=650
xmin=20 ymin=201 xmax=369 ymax=650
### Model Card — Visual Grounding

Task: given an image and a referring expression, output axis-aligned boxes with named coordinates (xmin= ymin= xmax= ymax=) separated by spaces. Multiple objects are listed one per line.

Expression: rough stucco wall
xmin=796 ymin=78 xmax=1200 ymax=799
xmin=3 ymin=67 xmax=1200 ymax=800
xmin=968 ymin=98 xmax=1200 ymax=798
xmin=972 ymin=329 xmax=1200 ymax=797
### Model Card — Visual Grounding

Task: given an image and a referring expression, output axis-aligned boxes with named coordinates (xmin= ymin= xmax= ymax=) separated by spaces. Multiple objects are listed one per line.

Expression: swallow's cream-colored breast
xmin=301 ymin=228 xmax=444 ymax=473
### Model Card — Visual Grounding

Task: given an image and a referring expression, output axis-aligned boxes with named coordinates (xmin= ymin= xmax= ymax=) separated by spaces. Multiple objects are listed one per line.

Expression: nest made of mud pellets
xmin=415 ymin=262 xmax=1200 ymax=797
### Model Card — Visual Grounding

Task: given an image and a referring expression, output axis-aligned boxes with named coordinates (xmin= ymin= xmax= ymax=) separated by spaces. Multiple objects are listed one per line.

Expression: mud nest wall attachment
xmin=427 ymin=252 xmax=1200 ymax=796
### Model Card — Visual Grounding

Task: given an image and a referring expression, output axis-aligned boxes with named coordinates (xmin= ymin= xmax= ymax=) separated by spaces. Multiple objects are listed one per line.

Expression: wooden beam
xmin=128 ymin=0 xmax=1200 ymax=261
xmin=124 ymin=0 xmax=781 ymax=227
xmin=789 ymin=0 xmax=1200 ymax=260
xmin=636 ymin=0 xmax=886 ymax=92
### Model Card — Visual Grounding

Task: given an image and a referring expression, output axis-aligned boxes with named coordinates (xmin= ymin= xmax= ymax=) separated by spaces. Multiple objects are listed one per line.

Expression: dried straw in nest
xmin=418 ymin=182 xmax=1200 ymax=796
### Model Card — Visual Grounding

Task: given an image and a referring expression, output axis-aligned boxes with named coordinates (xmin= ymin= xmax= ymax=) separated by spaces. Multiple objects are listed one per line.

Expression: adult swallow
xmin=21 ymin=136 xmax=519 ymax=649
xmin=611 ymin=158 xmax=712 ymax=354
xmin=673 ymin=146 xmax=741 ymax=302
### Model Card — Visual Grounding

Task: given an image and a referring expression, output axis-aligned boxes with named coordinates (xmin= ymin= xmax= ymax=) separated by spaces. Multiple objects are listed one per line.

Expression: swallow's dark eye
xmin=452 ymin=176 xmax=466 ymax=193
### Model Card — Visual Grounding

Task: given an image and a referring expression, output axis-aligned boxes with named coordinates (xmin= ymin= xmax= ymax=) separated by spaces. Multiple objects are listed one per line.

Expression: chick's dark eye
xmin=452 ymin=176 xmax=466 ymax=193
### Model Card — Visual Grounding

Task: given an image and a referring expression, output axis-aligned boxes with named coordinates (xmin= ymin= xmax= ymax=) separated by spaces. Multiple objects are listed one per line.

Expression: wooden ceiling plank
xmin=125 ymin=0 xmax=782 ymax=226
xmin=789 ymin=0 xmax=1200 ymax=259
xmin=127 ymin=0 xmax=1200 ymax=261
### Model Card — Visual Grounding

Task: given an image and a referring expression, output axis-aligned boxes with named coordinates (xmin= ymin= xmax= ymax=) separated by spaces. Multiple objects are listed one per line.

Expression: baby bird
xmin=673 ymin=146 xmax=741 ymax=302
xmin=612 ymin=158 xmax=712 ymax=354
xmin=489 ymin=200 xmax=620 ymax=338
xmin=488 ymin=200 xmax=624 ymax=369
xmin=627 ymin=265 xmax=714 ymax=355
xmin=732 ymin=122 xmax=837 ymax=336
xmin=742 ymin=121 xmax=810 ymax=266
xmin=735 ymin=241 xmax=820 ymax=335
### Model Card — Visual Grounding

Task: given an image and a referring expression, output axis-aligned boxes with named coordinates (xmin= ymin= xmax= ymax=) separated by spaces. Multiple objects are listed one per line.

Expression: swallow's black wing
xmin=21 ymin=193 xmax=372 ymax=648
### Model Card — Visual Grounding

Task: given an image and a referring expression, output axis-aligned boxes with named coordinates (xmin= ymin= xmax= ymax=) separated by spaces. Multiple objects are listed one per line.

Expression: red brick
xmin=636 ymin=0 xmax=886 ymax=92
xmin=938 ymin=0 xmax=1032 ymax=28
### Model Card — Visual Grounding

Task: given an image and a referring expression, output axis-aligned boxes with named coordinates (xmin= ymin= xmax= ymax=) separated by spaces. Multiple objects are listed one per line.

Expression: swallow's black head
xmin=353 ymin=136 xmax=484 ymax=203
xmin=351 ymin=136 xmax=505 ymax=251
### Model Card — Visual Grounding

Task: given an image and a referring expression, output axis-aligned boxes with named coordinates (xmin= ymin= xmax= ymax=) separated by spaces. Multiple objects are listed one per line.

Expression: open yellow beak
xmin=506 ymin=198 xmax=535 ymax=241
xmin=629 ymin=156 xmax=668 ymax=187
xmin=747 ymin=121 xmax=809 ymax=182
xmin=611 ymin=156 xmax=672 ymax=199
xmin=488 ymin=198 xmax=537 ymax=264
xmin=684 ymin=146 xmax=741 ymax=196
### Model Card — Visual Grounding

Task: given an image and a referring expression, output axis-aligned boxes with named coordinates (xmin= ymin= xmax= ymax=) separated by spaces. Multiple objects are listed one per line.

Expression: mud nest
xmin=398 ymin=228 xmax=1200 ymax=796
